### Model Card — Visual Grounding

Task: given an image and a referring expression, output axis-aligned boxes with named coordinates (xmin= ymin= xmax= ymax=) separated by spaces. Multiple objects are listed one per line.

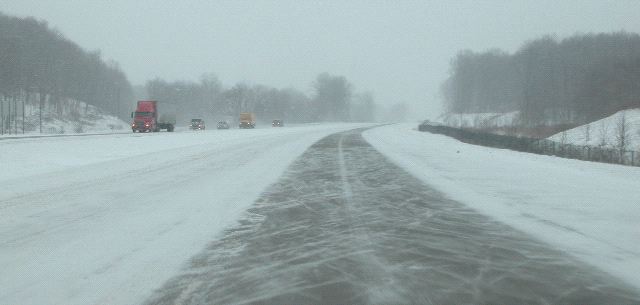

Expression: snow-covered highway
xmin=1 ymin=123 xmax=639 ymax=304
xmin=144 ymin=127 xmax=640 ymax=304
xmin=0 ymin=124 xmax=369 ymax=305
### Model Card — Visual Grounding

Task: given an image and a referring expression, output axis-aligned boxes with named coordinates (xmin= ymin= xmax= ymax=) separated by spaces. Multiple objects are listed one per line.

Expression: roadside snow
xmin=0 ymin=126 xmax=322 ymax=182
xmin=437 ymin=111 xmax=520 ymax=128
xmin=364 ymin=123 xmax=640 ymax=290
xmin=0 ymin=102 xmax=130 ymax=137
xmin=0 ymin=123 xmax=369 ymax=305
xmin=548 ymin=108 xmax=640 ymax=150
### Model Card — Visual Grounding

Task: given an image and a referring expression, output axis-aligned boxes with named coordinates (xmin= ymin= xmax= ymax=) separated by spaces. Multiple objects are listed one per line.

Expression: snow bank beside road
xmin=548 ymin=108 xmax=640 ymax=150
xmin=0 ymin=102 xmax=130 ymax=137
xmin=364 ymin=124 xmax=640 ymax=290
xmin=437 ymin=111 xmax=520 ymax=128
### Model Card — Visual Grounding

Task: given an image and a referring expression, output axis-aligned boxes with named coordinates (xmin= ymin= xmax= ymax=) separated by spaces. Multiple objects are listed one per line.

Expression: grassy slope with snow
xmin=364 ymin=123 xmax=640 ymax=290
xmin=548 ymin=108 xmax=640 ymax=151
xmin=437 ymin=111 xmax=520 ymax=128
xmin=1 ymin=101 xmax=129 ymax=137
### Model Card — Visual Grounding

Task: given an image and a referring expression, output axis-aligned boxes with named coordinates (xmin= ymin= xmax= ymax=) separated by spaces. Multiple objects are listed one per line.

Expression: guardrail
xmin=418 ymin=123 xmax=640 ymax=167
xmin=0 ymin=131 xmax=131 ymax=141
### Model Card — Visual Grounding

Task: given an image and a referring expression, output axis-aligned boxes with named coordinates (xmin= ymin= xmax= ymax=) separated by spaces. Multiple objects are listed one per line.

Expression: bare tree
xmin=583 ymin=124 xmax=591 ymax=146
xmin=560 ymin=131 xmax=568 ymax=146
xmin=615 ymin=112 xmax=630 ymax=156
xmin=472 ymin=114 xmax=482 ymax=129
xmin=599 ymin=120 xmax=609 ymax=147
xmin=312 ymin=73 xmax=353 ymax=122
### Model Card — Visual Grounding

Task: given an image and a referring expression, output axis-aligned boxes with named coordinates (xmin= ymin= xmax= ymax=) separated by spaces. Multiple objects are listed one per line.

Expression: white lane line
xmin=337 ymin=135 xmax=354 ymax=203
xmin=337 ymin=133 xmax=430 ymax=304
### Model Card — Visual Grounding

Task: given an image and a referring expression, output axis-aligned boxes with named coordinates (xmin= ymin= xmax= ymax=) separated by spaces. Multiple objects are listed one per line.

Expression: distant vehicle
xmin=418 ymin=120 xmax=444 ymax=132
xmin=418 ymin=120 xmax=430 ymax=131
xmin=217 ymin=121 xmax=230 ymax=129
xmin=272 ymin=120 xmax=284 ymax=127
xmin=131 ymin=100 xmax=175 ymax=132
xmin=239 ymin=112 xmax=256 ymax=129
xmin=190 ymin=119 xmax=205 ymax=130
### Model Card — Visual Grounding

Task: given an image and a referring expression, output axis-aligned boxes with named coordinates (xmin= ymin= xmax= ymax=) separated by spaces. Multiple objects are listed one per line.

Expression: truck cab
xmin=131 ymin=100 xmax=175 ymax=132
xmin=132 ymin=101 xmax=157 ymax=132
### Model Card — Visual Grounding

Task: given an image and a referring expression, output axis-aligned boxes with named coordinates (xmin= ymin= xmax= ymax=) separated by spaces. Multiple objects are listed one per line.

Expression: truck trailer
xmin=239 ymin=112 xmax=256 ymax=129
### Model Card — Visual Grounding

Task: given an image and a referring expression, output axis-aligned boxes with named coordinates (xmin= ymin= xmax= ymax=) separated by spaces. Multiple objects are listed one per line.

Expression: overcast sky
xmin=1 ymin=0 xmax=639 ymax=118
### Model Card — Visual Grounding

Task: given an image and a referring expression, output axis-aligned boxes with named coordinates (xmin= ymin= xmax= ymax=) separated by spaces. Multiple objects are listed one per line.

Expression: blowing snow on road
xmin=145 ymin=127 xmax=639 ymax=304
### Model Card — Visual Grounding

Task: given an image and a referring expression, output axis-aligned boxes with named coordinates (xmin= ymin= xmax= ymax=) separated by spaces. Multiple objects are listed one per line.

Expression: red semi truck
xmin=131 ymin=100 xmax=176 ymax=132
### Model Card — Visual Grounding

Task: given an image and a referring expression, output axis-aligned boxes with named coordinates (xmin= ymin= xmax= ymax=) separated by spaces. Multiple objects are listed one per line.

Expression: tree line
xmin=0 ymin=12 xmax=377 ymax=128
xmin=145 ymin=72 xmax=376 ymax=124
xmin=441 ymin=32 xmax=640 ymax=126
xmin=0 ymin=12 xmax=134 ymax=123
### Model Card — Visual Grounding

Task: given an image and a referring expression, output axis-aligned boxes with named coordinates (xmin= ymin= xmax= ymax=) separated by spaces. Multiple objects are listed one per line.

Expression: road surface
xmin=0 ymin=124 xmax=367 ymax=305
xmin=145 ymin=128 xmax=640 ymax=304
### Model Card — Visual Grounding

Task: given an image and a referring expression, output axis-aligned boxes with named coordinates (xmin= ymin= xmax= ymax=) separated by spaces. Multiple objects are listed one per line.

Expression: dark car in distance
xmin=190 ymin=119 xmax=205 ymax=130
xmin=272 ymin=120 xmax=284 ymax=127
xmin=217 ymin=121 xmax=230 ymax=129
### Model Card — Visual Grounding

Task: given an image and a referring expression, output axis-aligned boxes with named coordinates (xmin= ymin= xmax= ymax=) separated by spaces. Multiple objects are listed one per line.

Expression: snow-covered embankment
xmin=364 ymin=123 xmax=640 ymax=290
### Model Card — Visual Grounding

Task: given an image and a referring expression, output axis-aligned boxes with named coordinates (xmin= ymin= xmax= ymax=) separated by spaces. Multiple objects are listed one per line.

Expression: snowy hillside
xmin=1 ymin=100 xmax=129 ymax=137
xmin=437 ymin=111 xmax=520 ymax=128
xmin=548 ymin=109 xmax=640 ymax=151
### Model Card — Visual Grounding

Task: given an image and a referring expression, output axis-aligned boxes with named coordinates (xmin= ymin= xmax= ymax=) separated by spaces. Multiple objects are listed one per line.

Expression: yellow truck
xmin=239 ymin=112 xmax=256 ymax=129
